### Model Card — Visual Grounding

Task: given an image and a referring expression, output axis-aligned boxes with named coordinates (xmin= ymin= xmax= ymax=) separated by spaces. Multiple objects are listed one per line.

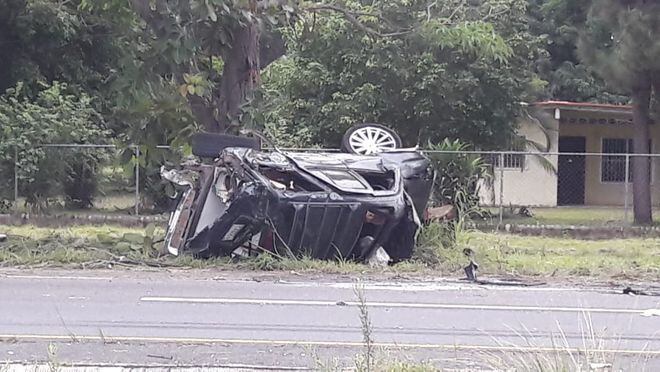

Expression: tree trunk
xmin=188 ymin=95 xmax=221 ymax=132
xmin=216 ymin=21 xmax=261 ymax=133
xmin=631 ymin=82 xmax=653 ymax=225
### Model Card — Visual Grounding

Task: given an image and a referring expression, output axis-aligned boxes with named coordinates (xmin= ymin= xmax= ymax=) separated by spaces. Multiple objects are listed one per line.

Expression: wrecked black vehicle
xmin=162 ymin=124 xmax=435 ymax=263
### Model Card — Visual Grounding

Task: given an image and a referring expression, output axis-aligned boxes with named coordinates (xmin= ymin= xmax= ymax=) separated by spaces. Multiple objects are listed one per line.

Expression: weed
xmin=46 ymin=343 xmax=59 ymax=372
xmin=480 ymin=312 xmax=651 ymax=372
xmin=353 ymin=281 xmax=374 ymax=372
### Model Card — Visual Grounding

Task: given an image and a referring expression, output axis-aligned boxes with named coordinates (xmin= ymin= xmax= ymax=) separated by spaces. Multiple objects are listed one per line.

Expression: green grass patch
xmin=1 ymin=223 xmax=658 ymax=280
xmin=487 ymin=206 xmax=660 ymax=226
xmin=415 ymin=224 xmax=660 ymax=280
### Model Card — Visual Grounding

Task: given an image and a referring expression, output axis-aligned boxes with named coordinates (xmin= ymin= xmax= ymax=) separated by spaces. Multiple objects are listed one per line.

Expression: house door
xmin=558 ymin=136 xmax=586 ymax=205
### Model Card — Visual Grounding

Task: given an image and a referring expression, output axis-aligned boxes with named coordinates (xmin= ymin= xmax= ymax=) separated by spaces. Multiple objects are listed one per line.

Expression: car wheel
xmin=341 ymin=123 xmax=402 ymax=155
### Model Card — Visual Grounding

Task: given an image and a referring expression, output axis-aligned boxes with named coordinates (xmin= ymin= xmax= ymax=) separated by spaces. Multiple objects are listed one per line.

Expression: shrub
xmin=426 ymin=139 xmax=491 ymax=213
xmin=0 ymin=82 xmax=110 ymax=210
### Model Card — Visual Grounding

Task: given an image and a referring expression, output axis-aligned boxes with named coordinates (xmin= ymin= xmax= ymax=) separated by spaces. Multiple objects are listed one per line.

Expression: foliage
xmin=255 ymin=0 xmax=546 ymax=150
xmin=0 ymin=0 xmax=123 ymax=107
xmin=0 ymin=82 xmax=109 ymax=209
xmin=576 ymin=0 xmax=660 ymax=224
xmin=426 ymin=139 xmax=491 ymax=209
xmin=422 ymin=139 xmax=491 ymax=247
xmin=578 ymin=1 xmax=660 ymax=96
xmin=526 ymin=0 xmax=628 ymax=103
xmin=0 ymin=0 xmax=650 ymax=218
xmin=82 ymin=0 xmax=294 ymax=132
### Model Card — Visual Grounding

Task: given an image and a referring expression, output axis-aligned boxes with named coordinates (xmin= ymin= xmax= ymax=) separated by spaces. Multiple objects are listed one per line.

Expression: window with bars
xmin=601 ymin=138 xmax=652 ymax=182
xmin=489 ymin=153 xmax=524 ymax=170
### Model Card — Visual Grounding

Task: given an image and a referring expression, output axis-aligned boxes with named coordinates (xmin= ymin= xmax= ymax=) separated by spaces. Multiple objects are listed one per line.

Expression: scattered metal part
xmin=426 ymin=205 xmax=456 ymax=222
xmin=146 ymin=354 xmax=174 ymax=360
xmin=623 ymin=286 xmax=660 ymax=297
xmin=623 ymin=287 xmax=647 ymax=296
xmin=463 ymin=248 xmax=479 ymax=281
xmin=464 ymin=261 xmax=479 ymax=282
xmin=366 ymin=246 xmax=390 ymax=267
xmin=641 ymin=309 xmax=660 ymax=317
xmin=0 ymin=233 xmax=6 ymax=242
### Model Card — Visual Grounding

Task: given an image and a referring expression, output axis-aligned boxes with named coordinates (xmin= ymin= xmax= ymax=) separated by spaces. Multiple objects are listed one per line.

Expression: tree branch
xmin=257 ymin=0 xmax=290 ymax=10
xmin=304 ymin=4 xmax=412 ymax=38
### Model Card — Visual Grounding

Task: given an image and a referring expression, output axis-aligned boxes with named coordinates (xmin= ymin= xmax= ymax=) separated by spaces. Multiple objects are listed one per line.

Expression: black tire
xmin=340 ymin=123 xmax=403 ymax=155
xmin=191 ymin=132 xmax=260 ymax=158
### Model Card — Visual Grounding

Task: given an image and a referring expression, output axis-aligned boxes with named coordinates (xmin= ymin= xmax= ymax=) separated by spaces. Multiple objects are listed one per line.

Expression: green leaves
xmin=421 ymin=21 xmax=512 ymax=63
xmin=253 ymin=0 xmax=533 ymax=150
xmin=426 ymin=139 xmax=491 ymax=213
xmin=578 ymin=0 xmax=660 ymax=91
xmin=179 ymin=73 xmax=211 ymax=97
xmin=0 ymin=81 xmax=109 ymax=207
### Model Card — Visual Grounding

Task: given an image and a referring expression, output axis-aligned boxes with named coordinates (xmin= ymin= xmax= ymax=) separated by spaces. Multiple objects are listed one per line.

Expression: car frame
xmin=162 ymin=128 xmax=435 ymax=263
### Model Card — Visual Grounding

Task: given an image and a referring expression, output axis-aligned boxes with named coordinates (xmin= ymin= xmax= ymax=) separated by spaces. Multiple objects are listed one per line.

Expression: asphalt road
xmin=0 ymin=270 xmax=658 ymax=369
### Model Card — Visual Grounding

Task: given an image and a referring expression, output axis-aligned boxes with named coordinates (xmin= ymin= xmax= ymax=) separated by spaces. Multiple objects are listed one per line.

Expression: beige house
xmin=481 ymin=101 xmax=660 ymax=207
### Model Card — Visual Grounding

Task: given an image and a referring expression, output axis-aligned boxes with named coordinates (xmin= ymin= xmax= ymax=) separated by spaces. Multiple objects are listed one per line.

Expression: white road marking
xmin=3 ymin=275 xmax=113 ymax=281
xmin=140 ymin=296 xmax=657 ymax=315
xmin=0 ymin=334 xmax=657 ymax=356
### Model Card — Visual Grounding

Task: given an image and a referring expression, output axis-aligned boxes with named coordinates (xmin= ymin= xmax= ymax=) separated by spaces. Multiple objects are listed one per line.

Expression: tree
xmin=254 ymin=0 xmax=545 ymax=149
xmin=0 ymin=0 xmax=122 ymax=102
xmin=0 ymin=82 xmax=109 ymax=209
xmin=525 ymin=0 xmax=628 ymax=103
xmin=578 ymin=0 xmax=660 ymax=224
xmin=82 ymin=0 xmax=293 ymax=134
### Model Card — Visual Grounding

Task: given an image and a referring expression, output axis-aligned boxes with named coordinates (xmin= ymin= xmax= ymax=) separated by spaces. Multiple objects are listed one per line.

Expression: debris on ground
xmin=426 ymin=205 xmax=456 ymax=222
xmin=366 ymin=246 xmax=390 ymax=267
xmin=641 ymin=309 xmax=660 ymax=317
xmin=0 ymin=233 xmax=7 ymax=242
xmin=623 ymin=286 xmax=660 ymax=296
xmin=463 ymin=247 xmax=479 ymax=281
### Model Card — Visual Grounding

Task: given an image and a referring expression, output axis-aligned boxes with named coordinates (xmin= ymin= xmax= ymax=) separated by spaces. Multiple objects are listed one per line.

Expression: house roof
xmin=532 ymin=101 xmax=632 ymax=115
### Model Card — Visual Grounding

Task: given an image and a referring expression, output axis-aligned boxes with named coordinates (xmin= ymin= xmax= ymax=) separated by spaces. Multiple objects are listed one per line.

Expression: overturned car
xmin=162 ymin=124 xmax=435 ymax=263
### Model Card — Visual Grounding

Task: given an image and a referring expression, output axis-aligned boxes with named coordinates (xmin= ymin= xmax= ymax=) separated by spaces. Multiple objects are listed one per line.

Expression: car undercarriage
xmin=162 ymin=126 xmax=435 ymax=264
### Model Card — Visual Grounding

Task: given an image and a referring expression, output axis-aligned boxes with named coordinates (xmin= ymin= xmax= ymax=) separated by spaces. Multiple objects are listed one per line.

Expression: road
xmin=0 ymin=270 xmax=658 ymax=370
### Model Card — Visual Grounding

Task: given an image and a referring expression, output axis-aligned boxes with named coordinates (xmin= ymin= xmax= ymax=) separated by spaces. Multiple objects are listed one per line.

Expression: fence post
xmin=499 ymin=153 xmax=504 ymax=226
xmin=13 ymin=146 xmax=19 ymax=203
xmin=624 ymin=153 xmax=630 ymax=224
xmin=134 ymin=145 xmax=140 ymax=216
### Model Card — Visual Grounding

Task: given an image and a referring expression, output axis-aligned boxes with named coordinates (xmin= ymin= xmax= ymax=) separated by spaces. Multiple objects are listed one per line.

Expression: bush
xmin=0 ymin=82 xmax=110 ymax=210
xmin=423 ymin=139 xmax=492 ymax=246
xmin=426 ymin=139 xmax=491 ymax=213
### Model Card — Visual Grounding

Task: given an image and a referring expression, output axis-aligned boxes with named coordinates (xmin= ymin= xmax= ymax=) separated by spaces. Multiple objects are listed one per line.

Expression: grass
xmin=8 ymin=193 xmax=140 ymax=215
xmin=487 ymin=206 xmax=660 ymax=226
xmin=0 ymin=223 xmax=658 ymax=281
xmin=415 ymin=224 xmax=660 ymax=280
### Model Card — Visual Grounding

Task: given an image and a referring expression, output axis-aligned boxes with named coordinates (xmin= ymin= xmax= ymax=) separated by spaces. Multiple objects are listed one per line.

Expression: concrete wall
xmin=479 ymin=117 xmax=559 ymax=207
xmin=559 ymin=119 xmax=660 ymax=206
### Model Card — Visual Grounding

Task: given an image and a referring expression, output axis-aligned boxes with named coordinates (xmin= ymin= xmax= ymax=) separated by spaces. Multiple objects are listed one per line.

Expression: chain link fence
xmin=1 ymin=144 xmax=142 ymax=215
xmin=1 ymin=144 xmax=659 ymax=226
xmin=427 ymin=150 xmax=660 ymax=227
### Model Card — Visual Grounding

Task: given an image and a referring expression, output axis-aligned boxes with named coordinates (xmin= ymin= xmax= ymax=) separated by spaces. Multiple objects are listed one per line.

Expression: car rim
xmin=348 ymin=127 xmax=398 ymax=155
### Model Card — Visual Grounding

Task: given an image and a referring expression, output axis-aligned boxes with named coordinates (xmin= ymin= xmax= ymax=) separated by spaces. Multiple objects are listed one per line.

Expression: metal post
xmin=499 ymin=153 xmax=504 ymax=226
xmin=134 ymin=145 xmax=140 ymax=216
xmin=624 ymin=153 xmax=630 ymax=224
xmin=13 ymin=146 xmax=18 ymax=203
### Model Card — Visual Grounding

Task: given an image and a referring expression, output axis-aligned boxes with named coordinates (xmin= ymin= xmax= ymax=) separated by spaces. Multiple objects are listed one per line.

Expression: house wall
xmin=559 ymin=120 xmax=660 ymax=206
xmin=478 ymin=117 xmax=559 ymax=207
